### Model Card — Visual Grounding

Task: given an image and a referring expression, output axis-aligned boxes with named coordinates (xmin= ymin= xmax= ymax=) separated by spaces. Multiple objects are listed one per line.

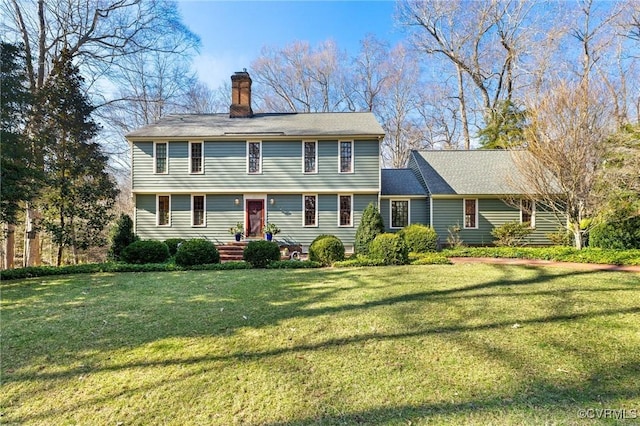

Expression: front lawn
xmin=2 ymin=265 xmax=639 ymax=425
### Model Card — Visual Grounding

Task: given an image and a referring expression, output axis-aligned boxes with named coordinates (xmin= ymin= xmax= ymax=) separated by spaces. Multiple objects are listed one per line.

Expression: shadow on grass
xmin=3 ymin=264 xmax=640 ymax=424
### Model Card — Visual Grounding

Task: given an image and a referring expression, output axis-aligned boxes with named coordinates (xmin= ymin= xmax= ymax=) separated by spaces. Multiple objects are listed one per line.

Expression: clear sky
xmin=177 ymin=1 xmax=403 ymax=89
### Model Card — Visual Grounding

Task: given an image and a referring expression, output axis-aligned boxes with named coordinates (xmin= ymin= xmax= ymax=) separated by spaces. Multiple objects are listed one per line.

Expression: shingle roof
xmin=381 ymin=169 xmax=427 ymax=196
xmin=411 ymin=150 xmax=533 ymax=195
xmin=125 ymin=112 xmax=385 ymax=139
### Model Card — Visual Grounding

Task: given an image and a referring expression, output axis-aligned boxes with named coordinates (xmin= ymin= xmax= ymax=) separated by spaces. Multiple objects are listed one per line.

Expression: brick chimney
xmin=230 ymin=70 xmax=253 ymax=118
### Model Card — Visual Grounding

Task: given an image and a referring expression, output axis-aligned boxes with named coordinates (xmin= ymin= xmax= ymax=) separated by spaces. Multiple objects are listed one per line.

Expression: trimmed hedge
xmin=175 ymin=239 xmax=220 ymax=266
xmin=409 ymin=252 xmax=452 ymax=265
xmin=243 ymin=240 xmax=281 ymax=268
xmin=355 ymin=203 xmax=385 ymax=255
xmin=369 ymin=233 xmax=409 ymax=265
xmin=308 ymin=235 xmax=345 ymax=266
xmin=121 ymin=240 xmax=170 ymax=264
xmin=267 ymin=260 xmax=322 ymax=269
xmin=399 ymin=224 xmax=438 ymax=252
xmin=445 ymin=246 xmax=640 ymax=266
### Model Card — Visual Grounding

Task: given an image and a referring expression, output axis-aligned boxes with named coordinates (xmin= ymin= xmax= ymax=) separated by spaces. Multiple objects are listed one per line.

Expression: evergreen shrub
xmin=121 ymin=240 xmax=169 ymax=264
xmin=354 ymin=203 xmax=385 ymax=255
xmin=491 ymin=221 xmax=533 ymax=247
xmin=590 ymin=216 xmax=640 ymax=249
xmin=164 ymin=238 xmax=186 ymax=256
xmin=243 ymin=240 xmax=281 ymax=268
xmin=175 ymin=239 xmax=220 ymax=266
xmin=369 ymin=233 xmax=409 ymax=265
xmin=308 ymin=235 xmax=345 ymax=266
xmin=108 ymin=214 xmax=138 ymax=261
xmin=398 ymin=224 xmax=438 ymax=252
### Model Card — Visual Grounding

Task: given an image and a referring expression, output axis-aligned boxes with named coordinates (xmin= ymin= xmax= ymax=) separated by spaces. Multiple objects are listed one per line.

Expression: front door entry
xmin=246 ymin=200 xmax=264 ymax=238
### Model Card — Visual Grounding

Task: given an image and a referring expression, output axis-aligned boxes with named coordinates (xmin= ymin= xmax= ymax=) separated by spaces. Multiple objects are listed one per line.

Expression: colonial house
xmin=127 ymin=71 xmax=557 ymax=251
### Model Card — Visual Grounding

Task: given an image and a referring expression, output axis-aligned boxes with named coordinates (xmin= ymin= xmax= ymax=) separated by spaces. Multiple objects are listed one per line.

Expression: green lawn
xmin=2 ymin=265 xmax=639 ymax=425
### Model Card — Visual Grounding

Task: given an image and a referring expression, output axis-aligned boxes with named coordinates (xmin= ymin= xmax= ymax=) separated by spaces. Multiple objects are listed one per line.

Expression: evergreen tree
xmin=354 ymin=203 xmax=385 ymax=255
xmin=0 ymin=42 xmax=40 ymax=224
xmin=37 ymin=48 xmax=118 ymax=265
xmin=108 ymin=214 xmax=138 ymax=261
xmin=478 ymin=100 xmax=528 ymax=149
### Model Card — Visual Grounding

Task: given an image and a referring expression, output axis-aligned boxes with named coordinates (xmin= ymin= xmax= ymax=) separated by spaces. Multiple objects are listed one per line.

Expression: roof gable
xmin=411 ymin=150 xmax=532 ymax=195
xmin=381 ymin=169 xmax=427 ymax=196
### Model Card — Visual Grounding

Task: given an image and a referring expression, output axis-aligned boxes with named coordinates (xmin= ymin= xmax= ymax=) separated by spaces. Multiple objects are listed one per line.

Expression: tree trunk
xmin=24 ymin=204 xmax=41 ymax=267
xmin=4 ymin=224 xmax=15 ymax=269
xmin=456 ymin=65 xmax=471 ymax=150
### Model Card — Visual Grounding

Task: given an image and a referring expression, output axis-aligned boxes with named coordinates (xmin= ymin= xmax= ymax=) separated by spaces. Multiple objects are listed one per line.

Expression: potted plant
xmin=229 ymin=222 xmax=244 ymax=242
xmin=262 ymin=222 xmax=280 ymax=241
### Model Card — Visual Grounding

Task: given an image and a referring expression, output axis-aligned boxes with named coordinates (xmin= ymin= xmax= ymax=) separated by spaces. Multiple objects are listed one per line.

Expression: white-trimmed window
xmin=157 ymin=195 xmax=171 ymax=226
xmin=190 ymin=142 xmax=203 ymax=174
xmin=192 ymin=195 xmax=206 ymax=227
xmin=339 ymin=140 xmax=353 ymax=173
xmin=247 ymin=141 xmax=261 ymax=174
xmin=154 ymin=142 xmax=168 ymax=174
xmin=303 ymin=140 xmax=317 ymax=173
xmin=464 ymin=198 xmax=478 ymax=229
xmin=303 ymin=194 xmax=318 ymax=227
xmin=338 ymin=195 xmax=353 ymax=227
xmin=391 ymin=199 xmax=409 ymax=229
xmin=520 ymin=199 xmax=535 ymax=228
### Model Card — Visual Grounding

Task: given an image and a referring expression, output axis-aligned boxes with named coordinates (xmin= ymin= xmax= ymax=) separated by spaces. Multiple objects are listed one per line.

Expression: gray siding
xmin=432 ymin=198 xmax=558 ymax=246
xmin=135 ymin=193 xmax=378 ymax=250
xmin=380 ymin=197 xmax=430 ymax=232
xmin=132 ymin=139 xmax=380 ymax=192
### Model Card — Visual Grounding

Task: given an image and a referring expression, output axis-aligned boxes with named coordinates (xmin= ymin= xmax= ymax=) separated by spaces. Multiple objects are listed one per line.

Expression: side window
xmin=248 ymin=141 xmax=261 ymax=174
xmin=339 ymin=140 xmax=353 ymax=173
xmin=303 ymin=141 xmax=317 ymax=173
xmin=391 ymin=200 xmax=409 ymax=228
xmin=339 ymin=195 xmax=352 ymax=227
xmin=157 ymin=195 xmax=170 ymax=226
xmin=192 ymin=195 xmax=205 ymax=227
xmin=303 ymin=195 xmax=317 ymax=227
xmin=521 ymin=199 xmax=535 ymax=228
xmin=190 ymin=142 xmax=203 ymax=174
xmin=464 ymin=199 xmax=478 ymax=229
xmin=154 ymin=142 xmax=168 ymax=174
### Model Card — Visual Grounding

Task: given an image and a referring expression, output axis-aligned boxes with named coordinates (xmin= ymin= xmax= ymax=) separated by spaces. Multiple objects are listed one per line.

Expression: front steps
xmin=216 ymin=241 xmax=305 ymax=262
xmin=217 ymin=241 xmax=248 ymax=262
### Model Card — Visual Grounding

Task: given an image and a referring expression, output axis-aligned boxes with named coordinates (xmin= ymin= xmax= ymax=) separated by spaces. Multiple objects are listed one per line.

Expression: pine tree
xmin=354 ymin=203 xmax=385 ymax=255
xmin=0 ymin=43 xmax=40 ymax=224
xmin=37 ymin=48 xmax=119 ymax=265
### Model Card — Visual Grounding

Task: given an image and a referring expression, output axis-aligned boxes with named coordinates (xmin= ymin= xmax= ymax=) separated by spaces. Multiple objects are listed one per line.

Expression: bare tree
xmin=512 ymin=82 xmax=614 ymax=249
xmin=1 ymin=0 xmax=199 ymax=266
xmin=399 ymin=0 xmax=534 ymax=149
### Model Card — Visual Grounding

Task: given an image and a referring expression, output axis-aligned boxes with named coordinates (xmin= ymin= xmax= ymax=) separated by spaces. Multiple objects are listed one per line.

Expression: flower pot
xmin=266 ymin=232 xmax=273 ymax=241
xmin=234 ymin=233 xmax=241 ymax=242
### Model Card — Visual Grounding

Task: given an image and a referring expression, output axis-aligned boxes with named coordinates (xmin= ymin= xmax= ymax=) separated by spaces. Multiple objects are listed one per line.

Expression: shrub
xmin=409 ymin=252 xmax=452 ymax=265
xmin=446 ymin=223 xmax=464 ymax=248
xmin=354 ymin=202 xmax=385 ymax=255
xmin=108 ymin=214 xmax=138 ymax=261
xmin=590 ymin=216 xmax=640 ymax=249
xmin=121 ymin=240 xmax=169 ymax=264
xmin=243 ymin=240 xmax=280 ymax=268
xmin=491 ymin=221 xmax=533 ymax=247
xmin=175 ymin=239 xmax=220 ymax=266
xmin=546 ymin=228 xmax=572 ymax=246
xmin=164 ymin=238 xmax=186 ymax=256
xmin=308 ymin=235 xmax=345 ymax=266
xmin=399 ymin=224 xmax=438 ymax=252
xmin=369 ymin=233 xmax=409 ymax=265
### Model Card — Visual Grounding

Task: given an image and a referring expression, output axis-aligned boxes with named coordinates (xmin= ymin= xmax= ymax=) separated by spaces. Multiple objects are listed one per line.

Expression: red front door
xmin=246 ymin=200 xmax=264 ymax=238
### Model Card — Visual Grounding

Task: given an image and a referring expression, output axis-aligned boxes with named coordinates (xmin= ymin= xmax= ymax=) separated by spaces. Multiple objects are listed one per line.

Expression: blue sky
xmin=177 ymin=1 xmax=404 ymax=88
